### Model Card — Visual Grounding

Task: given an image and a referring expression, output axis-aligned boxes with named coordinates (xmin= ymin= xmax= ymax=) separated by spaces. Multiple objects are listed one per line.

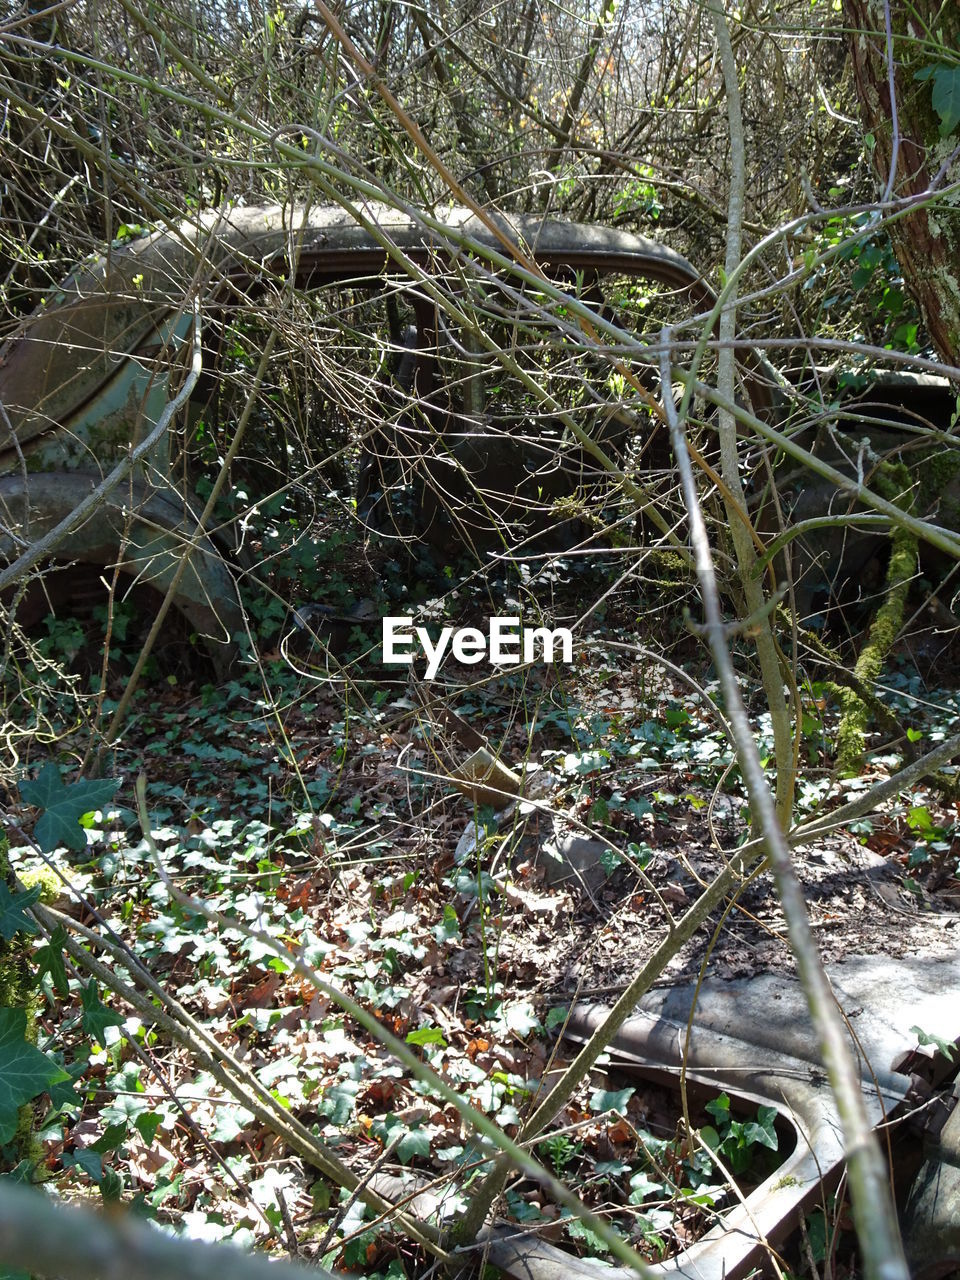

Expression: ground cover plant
xmin=3 ymin=551 xmax=960 ymax=1276
xmin=2 ymin=1 xmax=960 ymax=1278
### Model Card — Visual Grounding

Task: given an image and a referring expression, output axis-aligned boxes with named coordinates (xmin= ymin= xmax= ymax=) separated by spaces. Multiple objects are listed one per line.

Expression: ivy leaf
xmin=370 ymin=1113 xmax=432 ymax=1162
xmin=625 ymin=797 xmax=653 ymax=819
xmin=432 ymin=903 xmax=460 ymax=944
xmin=46 ymin=1056 xmax=87 ymax=1113
xmin=91 ymin=1121 xmax=128 ymax=1155
xmin=18 ymin=764 xmax=120 ymax=853
xmin=397 ymin=1126 xmax=432 ymax=1163
xmin=80 ymin=981 xmax=124 ymax=1043
xmin=545 ymin=1005 xmax=569 ymax=1030
xmin=699 ymin=1124 xmax=721 ymax=1150
xmin=135 ymin=1112 xmax=163 ymax=1147
xmin=63 ymin=1148 xmax=103 ymax=1182
xmin=930 ymin=65 xmax=960 ymax=136
xmin=915 ymin=63 xmax=960 ymax=137
xmin=705 ymin=1093 xmax=731 ymax=1126
xmin=0 ymin=1009 xmax=70 ymax=1142
xmin=908 ymin=804 xmax=933 ymax=832
xmin=495 ymin=1000 xmax=542 ymax=1037
xmin=564 ymin=1213 xmax=623 ymax=1255
xmin=34 ymin=926 xmax=69 ymax=998
xmin=406 ymin=1026 xmax=447 ymax=1050
xmin=318 ymin=1082 xmax=359 ymax=1126
xmin=742 ymin=1114 xmax=779 ymax=1151
xmin=209 ymin=1104 xmax=254 ymax=1143
xmin=0 ymin=884 xmax=40 ymax=942
xmin=911 ymin=1024 xmax=957 ymax=1062
xmin=805 ymin=1209 xmax=828 ymax=1263
xmin=628 ymin=1169 xmax=663 ymax=1203
xmin=589 ymin=1086 xmax=635 ymax=1116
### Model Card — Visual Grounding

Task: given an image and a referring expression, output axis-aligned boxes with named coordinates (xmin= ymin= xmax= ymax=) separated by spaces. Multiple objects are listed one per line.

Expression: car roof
xmin=0 ymin=203 xmax=713 ymax=454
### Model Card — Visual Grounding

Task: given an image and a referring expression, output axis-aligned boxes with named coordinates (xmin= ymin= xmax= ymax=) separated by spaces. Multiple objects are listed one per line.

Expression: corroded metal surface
xmin=0 ymin=204 xmax=718 ymax=465
xmin=902 ymin=1082 xmax=960 ymax=1278
xmin=482 ymin=953 xmax=960 ymax=1280
xmin=0 ymin=203 xmax=778 ymax=656
xmin=0 ymin=473 xmax=242 ymax=673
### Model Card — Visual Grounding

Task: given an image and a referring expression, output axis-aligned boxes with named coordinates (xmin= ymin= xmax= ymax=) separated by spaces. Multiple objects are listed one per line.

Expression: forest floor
xmin=7 ymin=587 xmax=960 ymax=1276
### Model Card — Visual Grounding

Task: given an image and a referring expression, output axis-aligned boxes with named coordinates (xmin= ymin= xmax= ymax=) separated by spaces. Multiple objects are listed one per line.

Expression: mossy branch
xmin=835 ymin=463 xmax=918 ymax=776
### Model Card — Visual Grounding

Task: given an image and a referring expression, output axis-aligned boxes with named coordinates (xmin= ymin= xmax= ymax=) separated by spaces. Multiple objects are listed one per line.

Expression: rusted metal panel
xmin=0 ymin=473 xmax=242 ymax=673
xmin=0 ymin=204 xmax=777 ymax=669
xmin=490 ymin=952 xmax=960 ymax=1280
xmin=0 ymin=204 xmax=719 ymax=470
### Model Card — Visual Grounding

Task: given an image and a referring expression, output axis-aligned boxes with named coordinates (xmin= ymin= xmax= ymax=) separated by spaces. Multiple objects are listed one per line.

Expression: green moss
xmin=647 ymin=550 xmax=689 ymax=577
xmin=914 ymin=445 xmax=960 ymax=528
xmin=550 ymin=494 xmax=605 ymax=530
xmin=917 ymin=447 xmax=960 ymax=498
xmin=15 ymin=398 xmax=149 ymax=480
xmin=835 ymin=463 xmax=917 ymax=776
xmin=17 ymin=867 xmax=62 ymax=906
xmin=24 ymin=451 xmax=56 ymax=473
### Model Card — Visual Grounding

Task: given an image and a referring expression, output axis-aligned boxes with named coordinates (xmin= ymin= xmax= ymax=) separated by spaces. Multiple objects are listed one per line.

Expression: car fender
xmin=0 ymin=471 xmax=243 ymax=674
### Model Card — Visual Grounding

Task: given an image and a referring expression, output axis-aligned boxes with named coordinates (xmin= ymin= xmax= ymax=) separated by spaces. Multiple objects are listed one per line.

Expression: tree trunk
xmin=843 ymin=1 xmax=960 ymax=364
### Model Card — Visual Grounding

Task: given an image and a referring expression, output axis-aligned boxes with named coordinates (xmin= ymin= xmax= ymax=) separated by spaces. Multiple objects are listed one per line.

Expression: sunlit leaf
xmin=589 ymin=1086 xmax=634 ymax=1115
xmin=0 ymin=1009 xmax=69 ymax=1143
xmin=18 ymin=765 xmax=120 ymax=853
xmin=80 ymin=981 xmax=124 ymax=1042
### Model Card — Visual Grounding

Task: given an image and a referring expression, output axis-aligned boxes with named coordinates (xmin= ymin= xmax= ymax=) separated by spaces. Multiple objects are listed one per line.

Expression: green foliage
xmin=370 ymin=1114 xmax=432 ymax=1164
xmin=915 ymin=63 xmax=960 ymax=136
xmin=701 ymin=1093 xmax=779 ymax=1176
xmin=805 ymin=1208 xmax=829 ymax=1263
xmin=612 ymin=168 xmax=662 ymax=220
xmin=317 ymin=1083 xmax=359 ymax=1127
xmin=910 ymin=1024 xmax=957 ymax=1062
xmin=0 ymin=885 xmax=40 ymax=942
xmin=45 ymin=1058 xmax=88 ymax=1114
xmin=804 ymin=219 xmax=920 ymax=351
xmin=563 ymin=1212 xmax=626 ymax=1256
xmin=79 ymin=981 xmax=124 ymax=1043
xmin=112 ymin=223 xmax=151 ymax=243
xmin=588 ymin=1086 xmax=635 ymax=1115
xmin=0 ymin=1009 xmax=69 ymax=1144
xmin=4 ymin=2 xmax=960 ymax=1273
xmin=18 ymin=766 xmax=120 ymax=854
xmin=537 ymin=1132 xmax=583 ymax=1176
xmin=33 ymin=927 xmax=69 ymax=998
xmin=406 ymin=1025 xmax=447 ymax=1049
xmin=4 ymin=544 xmax=950 ymax=1270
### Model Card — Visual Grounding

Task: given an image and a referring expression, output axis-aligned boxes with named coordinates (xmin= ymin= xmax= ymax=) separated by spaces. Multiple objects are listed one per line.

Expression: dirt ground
xmin=413 ymin=787 xmax=960 ymax=1009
